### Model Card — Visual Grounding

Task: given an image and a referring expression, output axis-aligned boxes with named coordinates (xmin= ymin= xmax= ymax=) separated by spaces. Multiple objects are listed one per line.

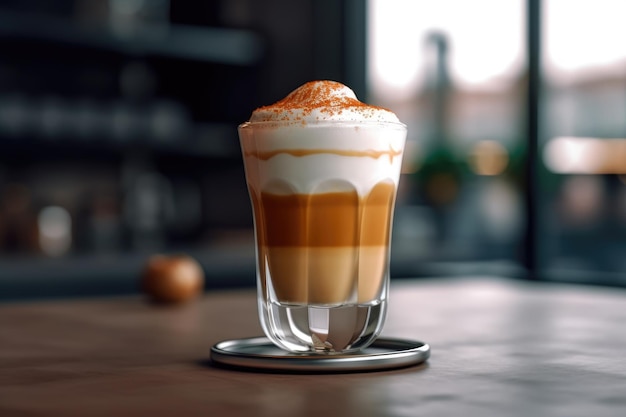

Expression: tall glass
xmin=239 ymin=120 xmax=406 ymax=353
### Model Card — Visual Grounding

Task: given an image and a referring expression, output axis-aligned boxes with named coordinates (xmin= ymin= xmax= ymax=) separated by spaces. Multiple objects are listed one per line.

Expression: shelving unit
xmin=0 ymin=10 xmax=265 ymax=66
xmin=0 ymin=6 xmax=267 ymax=297
xmin=0 ymin=10 xmax=265 ymax=151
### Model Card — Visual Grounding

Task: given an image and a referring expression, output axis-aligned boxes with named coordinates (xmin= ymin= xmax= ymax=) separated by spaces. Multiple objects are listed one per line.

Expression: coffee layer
xmin=251 ymin=182 xmax=395 ymax=304
xmin=259 ymin=246 xmax=388 ymax=304
xmin=253 ymin=182 xmax=395 ymax=247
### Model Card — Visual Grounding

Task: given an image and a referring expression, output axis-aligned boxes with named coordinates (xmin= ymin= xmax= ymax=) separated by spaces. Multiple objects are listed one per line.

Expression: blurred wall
xmin=0 ymin=0 xmax=366 ymax=300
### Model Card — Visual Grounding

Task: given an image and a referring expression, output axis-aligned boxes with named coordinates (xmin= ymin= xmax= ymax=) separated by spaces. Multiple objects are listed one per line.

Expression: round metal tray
xmin=210 ymin=336 xmax=430 ymax=373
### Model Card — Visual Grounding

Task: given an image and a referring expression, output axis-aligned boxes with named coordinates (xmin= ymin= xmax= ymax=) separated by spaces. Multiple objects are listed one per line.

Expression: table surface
xmin=2 ymin=277 xmax=626 ymax=417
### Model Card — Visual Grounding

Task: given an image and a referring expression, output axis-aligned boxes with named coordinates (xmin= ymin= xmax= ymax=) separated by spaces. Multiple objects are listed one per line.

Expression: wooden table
xmin=2 ymin=277 xmax=626 ymax=416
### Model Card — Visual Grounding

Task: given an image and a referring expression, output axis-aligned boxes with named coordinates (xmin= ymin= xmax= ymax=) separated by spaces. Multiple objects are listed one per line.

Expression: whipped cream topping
xmin=249 ymin=80 xmax=400 ymax=124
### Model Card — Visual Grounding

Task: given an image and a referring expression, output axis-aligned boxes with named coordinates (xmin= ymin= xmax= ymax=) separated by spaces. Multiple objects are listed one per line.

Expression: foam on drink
xmin=249 ymin=80 xmax=400 ymax=124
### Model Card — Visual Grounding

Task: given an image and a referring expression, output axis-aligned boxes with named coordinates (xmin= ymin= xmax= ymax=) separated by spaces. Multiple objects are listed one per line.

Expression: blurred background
xmin=0 ymin=0 xmax=625 ymax=301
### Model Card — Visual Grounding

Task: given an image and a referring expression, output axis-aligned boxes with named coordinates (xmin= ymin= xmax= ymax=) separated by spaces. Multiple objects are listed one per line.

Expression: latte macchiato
xmin=239 ymin=81 xmax=406 ymax=353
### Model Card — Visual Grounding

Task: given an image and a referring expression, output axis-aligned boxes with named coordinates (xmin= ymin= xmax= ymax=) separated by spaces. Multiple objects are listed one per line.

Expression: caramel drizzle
xmin=245 ymin=145 xmax=402 ymax=163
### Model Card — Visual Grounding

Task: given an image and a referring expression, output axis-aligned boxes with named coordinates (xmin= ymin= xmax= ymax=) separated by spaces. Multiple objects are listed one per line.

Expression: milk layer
xmin=239 ymin=122 xmax=406 ymax=197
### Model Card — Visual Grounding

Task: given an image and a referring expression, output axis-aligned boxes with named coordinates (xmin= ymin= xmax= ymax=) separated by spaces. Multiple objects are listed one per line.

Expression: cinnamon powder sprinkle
xmin=253 ymin=80 xmax=393 ymax=121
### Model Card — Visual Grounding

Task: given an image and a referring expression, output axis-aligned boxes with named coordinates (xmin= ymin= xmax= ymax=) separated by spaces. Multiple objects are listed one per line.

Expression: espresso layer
xmin=251 ymin=182 xmax=395 ymax=304
xmin=253 ymin=182 xmax=395 ymax=247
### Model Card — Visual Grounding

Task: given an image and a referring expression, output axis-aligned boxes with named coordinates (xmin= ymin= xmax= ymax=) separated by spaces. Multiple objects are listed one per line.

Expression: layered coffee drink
xmin=239 ymin=81 xmax=406 ymax=353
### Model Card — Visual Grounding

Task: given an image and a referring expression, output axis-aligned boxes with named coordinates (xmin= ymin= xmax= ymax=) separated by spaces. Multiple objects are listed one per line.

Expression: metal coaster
xmin=210 ymin=336 xmax=430 ymax=373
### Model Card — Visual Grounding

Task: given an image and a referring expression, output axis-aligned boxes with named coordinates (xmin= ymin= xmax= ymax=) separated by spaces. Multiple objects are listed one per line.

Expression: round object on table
xmin=141 ymin=254 xmax=204 ymax=304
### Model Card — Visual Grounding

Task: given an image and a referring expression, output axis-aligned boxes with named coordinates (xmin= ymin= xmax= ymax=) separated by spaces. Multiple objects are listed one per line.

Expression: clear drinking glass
xmin=239 ymin=120 xmax=406 ymax=353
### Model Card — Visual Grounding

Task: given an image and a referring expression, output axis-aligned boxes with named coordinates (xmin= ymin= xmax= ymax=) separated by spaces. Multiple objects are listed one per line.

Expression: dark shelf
xmin=0 ymin=122 xmax=241 ymax=161
xmin=0 ymin=10 xmax=265 ymax=66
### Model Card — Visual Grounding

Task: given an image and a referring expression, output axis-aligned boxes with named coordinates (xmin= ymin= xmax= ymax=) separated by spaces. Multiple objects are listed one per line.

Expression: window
xmin=369 ymin=0 xmax=626 ymax=285
xmin=540 ymin=0 xmax=626 ymax=284
xmin=368 ymin=0 xmax=527 ymax=278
